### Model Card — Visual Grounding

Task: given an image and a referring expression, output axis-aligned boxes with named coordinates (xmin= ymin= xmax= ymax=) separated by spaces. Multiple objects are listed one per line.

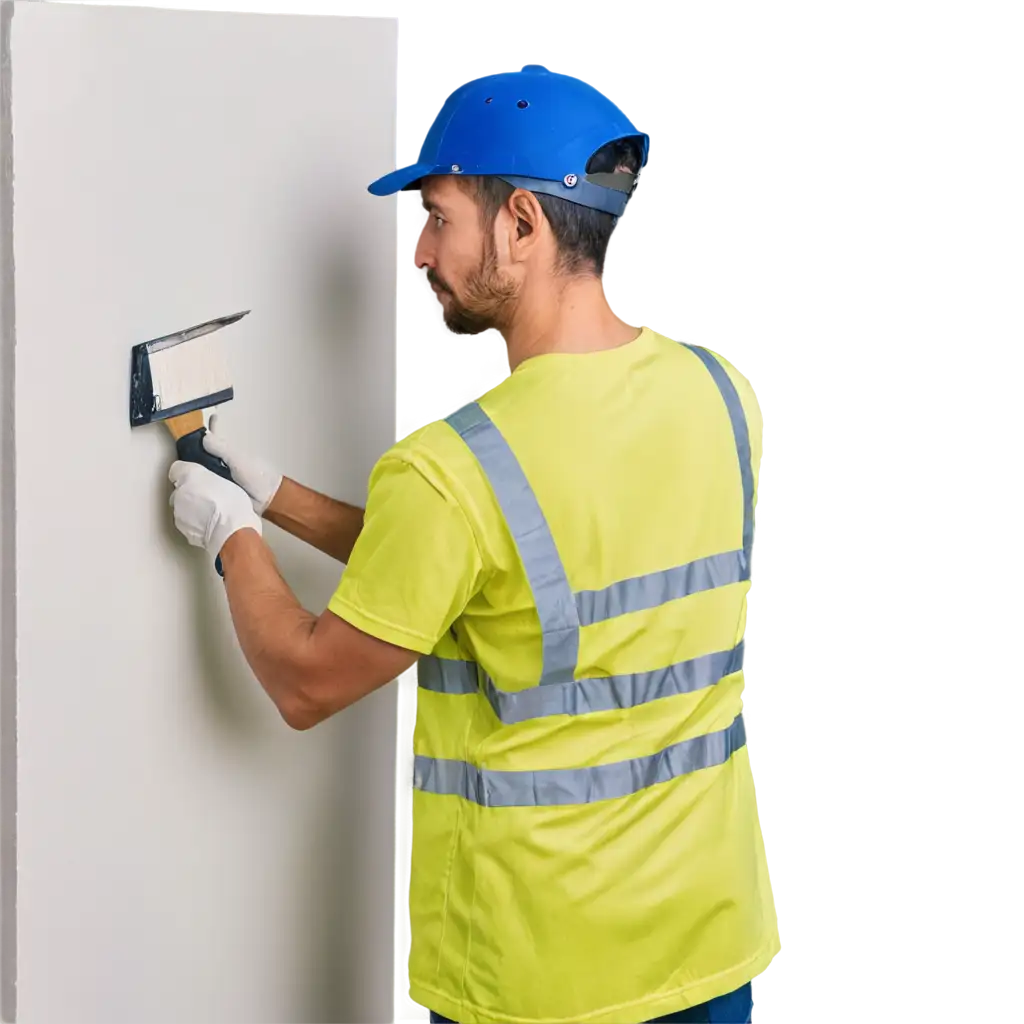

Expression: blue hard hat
xmin=368 ymin=64 xmax=649 ymax=217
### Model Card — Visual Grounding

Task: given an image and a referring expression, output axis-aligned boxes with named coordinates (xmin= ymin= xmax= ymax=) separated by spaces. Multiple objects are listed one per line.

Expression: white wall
xmin=0 ymin=5 xmax=14 ymax=1017
xmin=2 ymin=3 xmax=397 ymax=1021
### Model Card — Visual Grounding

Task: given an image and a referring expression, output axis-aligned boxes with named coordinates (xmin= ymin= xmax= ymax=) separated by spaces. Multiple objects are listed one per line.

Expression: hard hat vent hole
xmin=517 ymin=100 xmax=529 ymax=109
xmin=485 ymin=97 xmax=493 ymax=104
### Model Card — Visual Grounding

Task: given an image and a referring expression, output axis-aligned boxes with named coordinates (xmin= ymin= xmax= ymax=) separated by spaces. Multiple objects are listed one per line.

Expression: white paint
xmin=2 ymin=3 xmax=397 ymax=1021
xmin=148 ymin=329 xmax=233 ymax=413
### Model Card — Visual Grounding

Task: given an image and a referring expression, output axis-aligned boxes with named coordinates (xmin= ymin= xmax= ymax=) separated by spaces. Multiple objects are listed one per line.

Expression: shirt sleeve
xmin=327 ymin=452 xmax=486 ymax=655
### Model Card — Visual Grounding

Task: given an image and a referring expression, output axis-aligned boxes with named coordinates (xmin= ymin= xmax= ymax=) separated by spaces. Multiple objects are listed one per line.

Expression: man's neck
xmin=501 ymin=273 xmax=641 ymax=372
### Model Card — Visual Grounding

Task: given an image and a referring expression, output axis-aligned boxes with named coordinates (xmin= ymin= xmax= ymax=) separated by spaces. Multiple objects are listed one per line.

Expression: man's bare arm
xmin=201 ymin=420 xmax=365 ymax=563
xmin=263 ymin=478 xmax=365 ymax=564
xmin=219 ymin=528 xmax=418 ymax=729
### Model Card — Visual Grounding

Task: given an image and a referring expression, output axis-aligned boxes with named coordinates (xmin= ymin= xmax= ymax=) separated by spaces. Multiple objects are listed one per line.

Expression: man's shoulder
xmin=665 ymin=335 xmax=758 ymax=400
xmin=372 ymin=403 xmax=493 ymax=497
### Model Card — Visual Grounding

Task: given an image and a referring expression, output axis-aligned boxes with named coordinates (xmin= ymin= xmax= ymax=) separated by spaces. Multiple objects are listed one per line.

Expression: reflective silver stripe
xmin=576 ymin=550 xmax=749 ymax=625
xmin=418 ymin=655 xmax=477 ymax=694
xmin=446 ymin=402 xmax=579 ymax=685
xmin=481 ymin=642 xmax=743 ymax=724
xmin=413 ymin=713 xmax=746 ymax=807
xmin=682 ymin=345 xmax=754 ymax=561
xmin=419 ymin=643 xmax=742 ymax=722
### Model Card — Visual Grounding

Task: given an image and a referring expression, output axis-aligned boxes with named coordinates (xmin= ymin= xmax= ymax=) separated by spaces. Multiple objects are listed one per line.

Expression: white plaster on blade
xmin=147 ymin=330 xmax=232 ymax=412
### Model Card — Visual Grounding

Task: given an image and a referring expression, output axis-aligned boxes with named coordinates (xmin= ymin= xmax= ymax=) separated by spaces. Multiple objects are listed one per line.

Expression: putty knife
xmin=129 ymin=309 xmax=250 ymax=576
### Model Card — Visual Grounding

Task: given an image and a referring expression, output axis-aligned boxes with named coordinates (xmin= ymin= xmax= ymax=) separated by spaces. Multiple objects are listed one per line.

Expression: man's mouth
xmin=425 ymin=282 xmax=454 ymax=305
xmin=423 ymin=272 xmax=456 ymax=296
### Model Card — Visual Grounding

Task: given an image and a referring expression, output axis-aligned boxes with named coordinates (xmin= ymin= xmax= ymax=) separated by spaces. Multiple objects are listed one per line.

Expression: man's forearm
xmin=218 ymin=527 xmax=320 ymax=727
xmin=215 ymin=526 xmax=418 ymax=732
xmin=263 ymin=477 xmax=364 ymax=563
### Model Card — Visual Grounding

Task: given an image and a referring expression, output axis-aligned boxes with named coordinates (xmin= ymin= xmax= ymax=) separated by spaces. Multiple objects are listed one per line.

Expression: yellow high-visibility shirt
xmin=330 ymin=326 xmax=779 ymax=1024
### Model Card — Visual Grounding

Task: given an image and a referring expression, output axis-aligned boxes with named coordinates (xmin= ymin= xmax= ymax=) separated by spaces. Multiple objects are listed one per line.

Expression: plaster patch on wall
xmin=0 ymin=2 xmax=16 ymax=1020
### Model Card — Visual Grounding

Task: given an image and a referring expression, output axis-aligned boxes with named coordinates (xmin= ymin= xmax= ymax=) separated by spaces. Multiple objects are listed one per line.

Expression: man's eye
xmin=434 ymin=215 xmax=444 ymax=229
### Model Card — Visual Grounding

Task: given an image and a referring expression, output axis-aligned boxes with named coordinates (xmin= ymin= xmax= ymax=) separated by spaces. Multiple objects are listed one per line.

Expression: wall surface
xmin=1 ymin=3 xmax=397 ymax=1021
xmin=0 ymin=5 xmax=15 ymax=1019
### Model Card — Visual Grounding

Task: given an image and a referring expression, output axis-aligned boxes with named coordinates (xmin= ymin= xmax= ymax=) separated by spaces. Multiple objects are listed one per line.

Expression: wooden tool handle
xmin=163 ymin=409 xmax=205 ymax=441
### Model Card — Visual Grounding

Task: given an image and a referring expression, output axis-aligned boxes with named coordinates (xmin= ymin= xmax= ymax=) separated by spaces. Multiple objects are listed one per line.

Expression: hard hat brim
xmin=367 ymin=162 xmax=439 ymax=196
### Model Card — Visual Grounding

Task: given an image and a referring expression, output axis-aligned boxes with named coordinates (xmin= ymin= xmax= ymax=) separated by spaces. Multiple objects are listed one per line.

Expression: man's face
xmin=415 ymin=176 xmax=518 ymax=335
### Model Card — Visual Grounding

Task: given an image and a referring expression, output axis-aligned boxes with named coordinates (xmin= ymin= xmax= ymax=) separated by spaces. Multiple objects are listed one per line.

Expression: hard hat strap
xmin=497 ymin=174 xmax=632 ymax=217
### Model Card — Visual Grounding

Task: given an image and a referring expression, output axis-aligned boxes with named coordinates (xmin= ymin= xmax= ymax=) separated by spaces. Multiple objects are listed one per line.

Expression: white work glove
xmin=202 ymin=413 xmax=284 ymax=515
xmin=168 ymin=461 xmax=263 ymax=559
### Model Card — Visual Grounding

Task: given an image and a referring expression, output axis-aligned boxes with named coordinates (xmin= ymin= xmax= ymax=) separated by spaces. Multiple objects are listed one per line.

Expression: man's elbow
xmin=277 ymin=688 xmax=327 ymax=731
xmin=279 ymin=701 xmax=318 ymax=730
xmin=276 ymin=670 xmax=349 ymax=731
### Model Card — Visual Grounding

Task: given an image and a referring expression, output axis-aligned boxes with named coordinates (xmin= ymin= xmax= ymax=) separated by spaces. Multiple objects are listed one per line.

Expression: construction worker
xmin=168 ymin=65 xmax=779 ymax=1024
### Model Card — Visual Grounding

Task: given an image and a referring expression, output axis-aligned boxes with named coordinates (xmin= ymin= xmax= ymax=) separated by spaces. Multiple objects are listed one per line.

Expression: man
xmin=169 ymin=65 xmax=779 ymax=1024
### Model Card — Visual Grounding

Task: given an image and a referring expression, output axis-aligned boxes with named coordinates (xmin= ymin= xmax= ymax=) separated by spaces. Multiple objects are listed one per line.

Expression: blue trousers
xmin=428 ymin=980 xmax=753 ymax=1023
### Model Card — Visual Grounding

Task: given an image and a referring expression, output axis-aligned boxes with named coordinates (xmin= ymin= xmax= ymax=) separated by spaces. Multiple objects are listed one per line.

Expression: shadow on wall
xmin=299 ymin=685 xmax=398 ymax=1024
xmin=300 ymin=206 xmax=397 ymax=489
xmin=141 ymin=198 xmax=397 ymax=1019
xmin=302 ymin=770 xmax=351 ymax=1023
xmin=153 ymin=471 xmax=266 ymax=740
xmin=308 ymin=234 xmax=363 ymax=356
xmin=286 ymin=219 xmax=399 ymax=1022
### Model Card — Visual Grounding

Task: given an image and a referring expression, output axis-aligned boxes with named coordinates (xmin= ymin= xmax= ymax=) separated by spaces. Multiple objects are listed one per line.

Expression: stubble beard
xmin=438 ymin=236 xmax=519 ymax=336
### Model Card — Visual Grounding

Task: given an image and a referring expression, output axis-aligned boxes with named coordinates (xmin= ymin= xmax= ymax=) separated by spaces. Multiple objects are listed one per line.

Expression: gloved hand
xmin=168 ymin=461 xmax=263 ymax=559
xmin=201 ymin=413 xmax=284 ymax=515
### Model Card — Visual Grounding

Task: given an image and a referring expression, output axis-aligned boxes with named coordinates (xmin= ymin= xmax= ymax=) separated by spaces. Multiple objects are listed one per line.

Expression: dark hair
xmin=460 ymin=136 xmax=644 ymax=277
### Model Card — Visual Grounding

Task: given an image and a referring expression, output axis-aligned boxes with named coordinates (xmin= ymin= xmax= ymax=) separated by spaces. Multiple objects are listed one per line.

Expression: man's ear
xmin=504 ymin=188 xmax=546 ymax=257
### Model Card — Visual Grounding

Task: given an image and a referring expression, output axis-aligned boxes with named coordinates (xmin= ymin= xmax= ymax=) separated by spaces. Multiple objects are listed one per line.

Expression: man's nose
xmin=414 ymin=226 xmax=434 ymax=270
